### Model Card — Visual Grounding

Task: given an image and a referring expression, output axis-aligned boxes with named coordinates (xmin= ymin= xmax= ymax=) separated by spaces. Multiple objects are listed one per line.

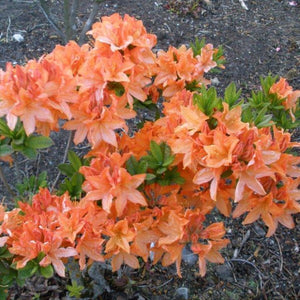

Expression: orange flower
xmin=105 ymin=219 xmax=135 ymax=254
xmin=269 ymin=77 xmax=300 ymax=122
xmin=82 ymin=153 xmax=147 ymax=216
xmin=194 ymin=44 xmax=217 ymax=75
xmin=191 ymin=239 xmax=229 ymax=277
xmin=64 ymin=105 xmax=126 ymax=147
xmin=131 ymin=217 xmax=159 ymax=262
xmin=111 ymin=249 xmax=140 ymax=272
xmin=213 ymin=102 xmax=248 ymax=134
xmin=202 ymin=130 xmax=239 ymax=168
xmin=157 ymin=209 xmax=189 ymax=246
xmin=76 ymin=229 xmax=104 ymax=270
xmin=40 ymin=233 xmax=77 ymax=277
xmin=89 ymin=13 xmax=156 ymax=52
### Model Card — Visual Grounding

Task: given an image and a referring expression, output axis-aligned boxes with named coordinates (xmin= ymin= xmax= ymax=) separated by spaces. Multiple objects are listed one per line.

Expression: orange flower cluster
xmin=0 ymin=13 xmax=299 ymax=280
xmin=0 ymin=13 xmax=217 ymax=148
xmin=120 ymin=89 xmax=300 ymax=237
xmin=0 ymin=185 xmax=229 ymax=278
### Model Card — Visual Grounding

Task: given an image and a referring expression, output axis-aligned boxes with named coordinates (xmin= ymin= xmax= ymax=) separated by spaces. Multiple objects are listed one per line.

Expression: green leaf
xmin=241 ymin=105 xmax=253 ymax=123
xmin=150 ymin=141 xmax=163 ymax=163
xmin=224 ymin=82 xmax=241 ymax=108
xmin=37 ymin=171 xmax=48 ymax=187
xmin=260 ymin=74 xmax=278 ymax=95
xmin=221 ymin=169 xmax=233 ymax=179
xmin=0 ymin=145 xmax=13 ymax=157
xmin=256 ymin=114 xmax=273 ymax=128
xmin=145 ymin=173 xmax=156 ymax=181
xmin=40 ymin=265 xmax=54 ymax=279
xmin=190 ymin=37 xmax=206 ymax=57
xmin=138 ymin=160 xmax=148 ymax=174
xmin=193 ymin=85 xmax=221 ymax=116
xmin=126 ymin=156 xmax=139 ymax=175
xmin=15 ymin=277 xmax=26 ymax=287
xmin=18 ymin=261 xmax=38 ymax=280
xmin=0 ymin=118 xmax=12 ymax=137
xmin=58 ymin=163 xmax=76 ymax=177
xmin=1 ymin=273 xmax=17 ymax=286
xmin=0 ymin=247 xmax=13 ymax=259
xmin=67 ymin=150 xmax=82 ymax=171
xmin=107 ymin=81 xmax=125 ymax=97
xmin=26 ymin=136 xmax=53 ymax=149
xmin=21 ymin=147 xmax=37 ymax=159
xmin=156 ymin=167 xmax=167 ymax=175
xmin=67 ymin=280 xmax=84 ymax=298
xmin=13 ymin=130 xmax=26 ymax=145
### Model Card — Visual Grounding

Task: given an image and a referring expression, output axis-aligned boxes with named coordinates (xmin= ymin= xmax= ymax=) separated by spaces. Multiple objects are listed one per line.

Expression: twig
xmin=38 ymin=0 xmax=67 ymax=43
xmin=78 ymin=0 xmax=101 ymax=45
xmin=64 ymin=0 xmax=72 ymax=41
xmin=238 ymin=0 xmax=248 ymax=10
xmin=6 ymin=16 xmax=11 ymax=43
xmin=274 ymin=235 xmax=283 ymax=272
xmin=33 ymin=153 xmax=41 ymax=193
xmin=0 ymin=164 xmax=16 ymax=197
xmin=70 ymin=0 xmax=80 ymax=40
xmin=152 ymin=277 xmax=173 ymax=289
xmin=50 ymin=130 xmax=75 ymax=192
xmin=12 ymin=153 xmax=22 ymax=183
xmin=233 ymin=229 xmax=251 ymax=258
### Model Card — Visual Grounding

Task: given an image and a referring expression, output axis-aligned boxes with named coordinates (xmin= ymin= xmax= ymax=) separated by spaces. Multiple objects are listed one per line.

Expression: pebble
xmin=174 ymin=287 xmax=189 ymax=300
xmin=182 ymin=246 xmax=198 ymax=265
xmin=215 ymin=264 xmax=234 ymax=282
xmin=211 ymin=77 xmax=220 ymax=86
xmin=12 ymin=33 xmax=24 ymax=42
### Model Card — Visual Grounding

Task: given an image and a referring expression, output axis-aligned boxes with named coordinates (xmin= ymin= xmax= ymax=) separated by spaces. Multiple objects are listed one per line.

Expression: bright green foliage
xmin=242 ymin=75 xmax=299 ymax=130
xmin=0 ymin=248 xmax=54 ymax=299
xmin=128 ymin=141 xmax=185 ymax=186
xmin=190 ymin=37 xmax=206 ymax=56
xmin=212 ymin=45 xmax=226 ymax=69
xmin=224 ymin=82 xmax=243 ymax=108
xmin=0 ymin=118 xmax=53 ymax=159
xmin=107 ymin=81 xmax=125 ymax=97
xmin=57 ymin=150 xmax=91 ymax=199
xmin=193 ymin=85 xmax=222 ymax=117
xmin=16 ymin=171 xmax=48 ymax=203
xmin=66 ymin=280 xmax=84 ymax=299
xmin=133 ymin=97 xmax=161 ymax=129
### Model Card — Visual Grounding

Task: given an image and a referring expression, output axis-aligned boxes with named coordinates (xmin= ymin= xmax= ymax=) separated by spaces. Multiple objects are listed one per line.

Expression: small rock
xmin=211 ymin=77 xmax=220 ymax=86
xmin=254 ymin=224 xmax=266 ymax=237
xmin=174 ymin=287 xmax=189 ymax=300
xmin=12 ymin=33 xmax=24 ymax=42
xmin=215 ymin=264 xmax=234 ymax=282
xmin=182 ymin=246 xmax=198 ymax=265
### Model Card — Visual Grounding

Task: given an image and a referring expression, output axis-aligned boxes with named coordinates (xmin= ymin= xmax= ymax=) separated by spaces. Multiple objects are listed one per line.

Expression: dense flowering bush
xmin=0 ymin=13 xmax=299 ymax=296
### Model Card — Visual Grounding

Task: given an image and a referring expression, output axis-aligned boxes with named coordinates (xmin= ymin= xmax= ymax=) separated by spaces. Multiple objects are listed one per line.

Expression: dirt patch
xmin=0 ymin=0 xmax=299 ymax=299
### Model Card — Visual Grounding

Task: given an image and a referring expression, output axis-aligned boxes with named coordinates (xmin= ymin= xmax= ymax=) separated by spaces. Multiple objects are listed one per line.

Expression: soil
xmin=0 ymin=0 xmax=299 ymax=299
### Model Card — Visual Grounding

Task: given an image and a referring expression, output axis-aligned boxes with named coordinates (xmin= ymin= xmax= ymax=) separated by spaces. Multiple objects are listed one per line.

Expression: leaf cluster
xmin=190 ymin=37 xmax=226 ymax=71
xmin=126 ymin=141 xmax=184 ymax=186
xmin=57 ymin=150 xmax=91 ymax=199
xmin=0 ymin=248 xmax=53 ymax=299
xmin=16 ymin=171 xmax=48 ymax=203
xmin=242 ymin=75 xmax=300 ymax=129
xmin=0 ymin=118 xmax=53 ymax=160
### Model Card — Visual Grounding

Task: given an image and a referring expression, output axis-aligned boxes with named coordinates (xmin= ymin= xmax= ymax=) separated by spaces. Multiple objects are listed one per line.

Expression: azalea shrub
xmin=0 ymin=13 xmax=299 ymax=297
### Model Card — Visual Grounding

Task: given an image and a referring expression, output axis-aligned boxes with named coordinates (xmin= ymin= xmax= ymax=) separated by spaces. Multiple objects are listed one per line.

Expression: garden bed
xmin=0 ymin=0 xmax=299 ymax=299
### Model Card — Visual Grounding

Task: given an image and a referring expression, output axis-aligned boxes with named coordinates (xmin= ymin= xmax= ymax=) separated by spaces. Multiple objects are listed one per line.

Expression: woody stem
xmin=0 ymin=163 xmax=16 ymax=198
xmin=50 ymin=130 xmax=75 ymax=192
